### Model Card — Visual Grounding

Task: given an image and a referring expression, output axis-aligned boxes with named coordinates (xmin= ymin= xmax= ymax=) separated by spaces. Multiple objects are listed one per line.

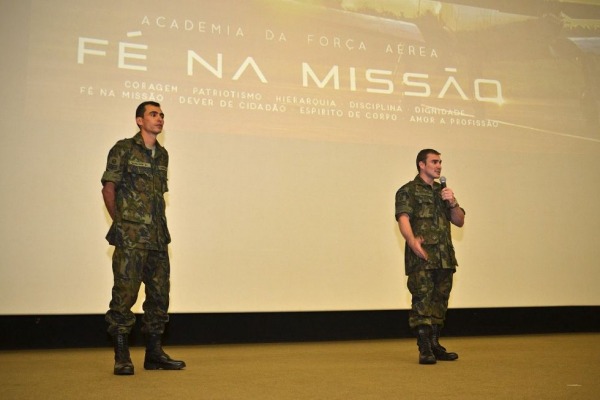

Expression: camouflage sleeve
xmin=101 ymin=140 xmax=129 ymax=186
xmin=395 ymin=185 xmax=413 ymax=221
xmin=161 ymin=147 xmax=169 ymax=193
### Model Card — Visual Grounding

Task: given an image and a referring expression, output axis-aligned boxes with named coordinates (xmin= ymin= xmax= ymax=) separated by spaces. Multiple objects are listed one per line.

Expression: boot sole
xmin=114 ymin=368 xmax=134 ymax=375
xmin=433 ymin=351 xmax=459 ymax=361
xmin=144 ymin=362 xmax=185 ymax=370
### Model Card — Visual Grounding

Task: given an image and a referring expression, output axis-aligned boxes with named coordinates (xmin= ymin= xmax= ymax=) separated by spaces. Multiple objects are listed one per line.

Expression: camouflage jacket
xmin=101 ymin=132 xmax=170 ymax=250
xmin=394 ymin=175 xmax=463 ymax=275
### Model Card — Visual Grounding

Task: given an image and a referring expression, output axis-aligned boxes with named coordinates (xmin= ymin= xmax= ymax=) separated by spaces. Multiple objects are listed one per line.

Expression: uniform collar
xmin=133 ymin=132 xmax=164 ymax=154
xmin=413 ymin=175 xmax=440 ymax=190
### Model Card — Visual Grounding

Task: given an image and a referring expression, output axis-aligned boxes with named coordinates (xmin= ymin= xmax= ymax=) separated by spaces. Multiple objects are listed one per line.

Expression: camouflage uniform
xmin=102 ymin=132 xmax=171 ymax=336
xmin=395 ymin=175 xmax=464 ymax=329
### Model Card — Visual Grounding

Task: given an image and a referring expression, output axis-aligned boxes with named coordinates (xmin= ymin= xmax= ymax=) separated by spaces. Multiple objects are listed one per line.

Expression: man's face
xmin=136 ymin=105 xmax=164 ymax=135
xmin=419 ymin=153 xmax=442 ymax=181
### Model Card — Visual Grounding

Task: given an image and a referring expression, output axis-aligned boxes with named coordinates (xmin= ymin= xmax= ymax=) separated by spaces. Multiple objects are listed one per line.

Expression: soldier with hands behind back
xmin=101 ymin=101 xmax=185 ymax=375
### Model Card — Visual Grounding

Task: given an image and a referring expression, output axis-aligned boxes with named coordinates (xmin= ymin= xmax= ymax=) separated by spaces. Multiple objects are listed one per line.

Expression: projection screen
xmin=1 ymin=0 xmax=599 ymax=314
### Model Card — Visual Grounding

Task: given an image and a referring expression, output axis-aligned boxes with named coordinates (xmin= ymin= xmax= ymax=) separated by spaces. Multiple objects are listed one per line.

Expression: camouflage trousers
xmin=407 ymin=268 xmax=454 ymax=329
xmin=105 ymin=247 xmax=170 ymax=336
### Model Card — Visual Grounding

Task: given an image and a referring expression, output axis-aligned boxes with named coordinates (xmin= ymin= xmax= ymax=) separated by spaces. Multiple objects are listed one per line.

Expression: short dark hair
xmin=416 ymin=149 xmax=441 ymax=172
xmin=135 ymin=101 xmax=161 ymax=120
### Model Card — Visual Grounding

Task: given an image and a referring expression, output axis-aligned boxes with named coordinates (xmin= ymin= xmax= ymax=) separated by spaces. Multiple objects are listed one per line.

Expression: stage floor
xmin=1 ymin=333 xmax=598 ymax=399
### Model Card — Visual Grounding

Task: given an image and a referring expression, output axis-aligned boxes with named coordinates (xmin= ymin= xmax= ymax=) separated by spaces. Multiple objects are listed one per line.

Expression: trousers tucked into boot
xmin=431 ymin=324 xmax=458 ymax=361
xmin=144 ymin=334 xmax=186 ymax=370
xmin=113 ymin=334 xmax=134 ymax=375
xmin=415 ymin=325 xmax=437 ymax=365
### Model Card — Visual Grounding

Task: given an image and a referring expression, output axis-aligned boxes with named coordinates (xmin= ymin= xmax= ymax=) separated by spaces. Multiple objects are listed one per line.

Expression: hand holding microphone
xmin=440 ymin=176 xmax=459 ymax=209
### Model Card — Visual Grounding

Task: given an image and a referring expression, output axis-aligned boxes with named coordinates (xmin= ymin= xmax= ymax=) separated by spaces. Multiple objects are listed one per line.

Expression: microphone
xmin=440 ymin=176 xmax=450 ymax=207
xmin=440 ymin=176 xmax=458 ymax=209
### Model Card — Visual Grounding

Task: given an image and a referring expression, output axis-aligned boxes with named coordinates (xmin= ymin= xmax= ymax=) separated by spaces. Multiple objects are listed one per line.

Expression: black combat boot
xmin=113 ymin=333 xmax=134 ymax=375
xmin=144 ymin=334 xmax=186 ymax=370
xmin=415 ymin=325 xmax=437 ymax=365
xmin=431 ymin=324 xmax=458 ymax=361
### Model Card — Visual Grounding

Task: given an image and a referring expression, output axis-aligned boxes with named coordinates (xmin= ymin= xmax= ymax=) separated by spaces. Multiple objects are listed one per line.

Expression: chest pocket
xmin=414 ymin=192 xmax=435 ymax=219
xmin=412 ymin=189 xmax=439 ymax=244
xmin=127 ymin=161 xmax=153 ymax=193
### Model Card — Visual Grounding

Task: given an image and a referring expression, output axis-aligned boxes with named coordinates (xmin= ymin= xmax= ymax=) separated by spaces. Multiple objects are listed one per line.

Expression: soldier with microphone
xmin=394 ymin=149 xmax=465 ymax=365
